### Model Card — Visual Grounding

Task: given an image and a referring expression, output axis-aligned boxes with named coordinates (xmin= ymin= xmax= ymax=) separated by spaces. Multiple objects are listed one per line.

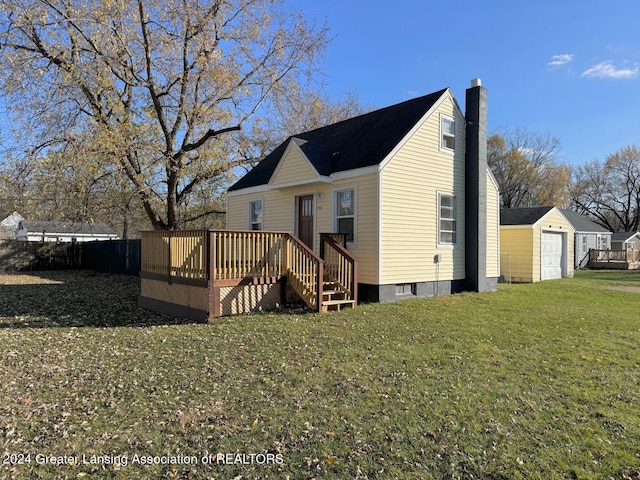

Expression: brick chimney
xmin=464 ymin=78 xmax=491 ymax=292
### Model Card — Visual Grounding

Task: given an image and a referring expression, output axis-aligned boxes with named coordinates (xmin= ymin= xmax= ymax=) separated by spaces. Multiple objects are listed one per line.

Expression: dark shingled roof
xmin=20 ymin=221 xmax=117 ymax=236
xmin=559 ymin=209 xmax=610 ymax=233
xmin=612 ymin=232 xmax=640 ymax=242
xmin=500 ymin=206 xmax=555 ymax=226
xmin=229 ymin=88 xmax=449 ymax=191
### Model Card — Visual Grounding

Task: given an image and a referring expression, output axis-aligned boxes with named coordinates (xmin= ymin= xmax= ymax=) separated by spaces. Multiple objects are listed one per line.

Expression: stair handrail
xmin=320 ymin=233 xmax=358 ymax=306
xmin=284 ymin=233 xmax=324 ymax=312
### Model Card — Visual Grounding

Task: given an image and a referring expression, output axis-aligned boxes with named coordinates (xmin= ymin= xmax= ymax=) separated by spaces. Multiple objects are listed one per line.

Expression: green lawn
xmin=1 ymin=270 xmax=640 ymax=479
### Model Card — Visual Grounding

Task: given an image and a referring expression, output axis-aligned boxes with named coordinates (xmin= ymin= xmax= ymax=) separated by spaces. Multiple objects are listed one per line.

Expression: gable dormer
xmin=268 ymin=137 xmax=330 ymax=188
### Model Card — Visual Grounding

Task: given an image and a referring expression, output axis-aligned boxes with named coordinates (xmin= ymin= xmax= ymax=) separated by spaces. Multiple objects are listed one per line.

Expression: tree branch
xmin=181 ymin=208 xmax=226 ymax=224
xmin=180 ymin=125 xmax=241 ymax=154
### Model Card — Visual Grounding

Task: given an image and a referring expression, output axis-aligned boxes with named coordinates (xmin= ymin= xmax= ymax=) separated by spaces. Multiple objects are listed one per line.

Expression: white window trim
xmin=333 ymin=186 xmax=357 ymax=246
xmin=440 ymin=114 xmax=456 ymax=153
xmin=248 ymin=198 xmax=263 ymax=231
xmin=437 ymin=191 xmax=457 ymax=247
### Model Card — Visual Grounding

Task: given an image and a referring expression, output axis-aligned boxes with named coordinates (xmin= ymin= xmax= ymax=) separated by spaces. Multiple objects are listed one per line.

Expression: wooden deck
xmin=138 ymin=230 xmax=357 ymax=320
xmin=588 ymin=249 xmax=640 ymax=270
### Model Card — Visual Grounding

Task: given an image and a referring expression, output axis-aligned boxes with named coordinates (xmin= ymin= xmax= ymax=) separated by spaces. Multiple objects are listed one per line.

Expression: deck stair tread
xmin=321 ymin=273 xmax=354 ymax=310
xmin=323 ymin=299 xmax=355 ymax=306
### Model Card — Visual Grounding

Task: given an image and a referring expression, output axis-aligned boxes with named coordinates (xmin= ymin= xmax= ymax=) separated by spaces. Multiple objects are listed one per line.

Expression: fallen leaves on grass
xmin=1 ymin=270 xmax=640 ymax=478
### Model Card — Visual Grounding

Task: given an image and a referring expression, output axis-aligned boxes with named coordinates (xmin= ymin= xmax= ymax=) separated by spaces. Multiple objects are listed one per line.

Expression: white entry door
xmin=541 ymin=231 xmax=564 ymax=280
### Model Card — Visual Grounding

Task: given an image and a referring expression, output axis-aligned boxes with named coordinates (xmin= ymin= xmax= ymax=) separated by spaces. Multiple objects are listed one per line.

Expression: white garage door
xmin=541 ymin=231 xmax=564 ymax=280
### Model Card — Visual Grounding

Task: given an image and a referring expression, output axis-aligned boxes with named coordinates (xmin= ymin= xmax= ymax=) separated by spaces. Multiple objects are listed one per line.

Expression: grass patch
xmin=1 ymin=270 xmax=640 ymax=479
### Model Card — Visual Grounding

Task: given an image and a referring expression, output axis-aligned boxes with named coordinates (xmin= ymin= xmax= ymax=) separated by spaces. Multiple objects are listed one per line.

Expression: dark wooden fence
xmin=82 ymin=240 xmax=141 ymax=275
xmin=0 ymin=240 xmax=80 ymax=271
xmin=0 ymin=239 xmax=141 ymax=275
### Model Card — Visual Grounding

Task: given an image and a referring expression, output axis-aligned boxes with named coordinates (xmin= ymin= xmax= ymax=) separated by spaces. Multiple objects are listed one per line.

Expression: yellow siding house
xmin=500 ymin=206 xmax=574 ymax=283
xmin=227 ymin=80 xmax=500 ymax=302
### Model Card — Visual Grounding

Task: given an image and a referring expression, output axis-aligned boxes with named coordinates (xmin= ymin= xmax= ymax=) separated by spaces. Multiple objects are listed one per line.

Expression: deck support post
xmin=279 ymin=275 xmax=287 ymax=308
xmin=316 ymin=260 xmax=324 ymax=313
xmin=208 ymin=231 xmax=220 ymax=320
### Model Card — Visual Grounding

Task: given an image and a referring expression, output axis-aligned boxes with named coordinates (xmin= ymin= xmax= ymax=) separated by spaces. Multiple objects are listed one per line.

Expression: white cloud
xmin=582 ymin=61 xmax=639 ymax=79
xmin=548 ymin=54 xmax=574 ymax=66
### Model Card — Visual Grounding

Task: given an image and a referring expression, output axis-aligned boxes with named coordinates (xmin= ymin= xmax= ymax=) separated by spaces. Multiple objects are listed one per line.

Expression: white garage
xmin=500 ymin=206 xmax=574 ymax=283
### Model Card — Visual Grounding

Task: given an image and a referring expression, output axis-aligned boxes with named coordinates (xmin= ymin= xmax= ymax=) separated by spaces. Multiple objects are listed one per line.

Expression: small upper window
xmin=441 ymin=116 xmax=455 ymax=151
xmin=438 ymin=192 xmax=457 ymax=245
xmin=249 ymin=200 xmax=262 ymax=230
xmin=335 ymin=189 xmax=355 ymax=243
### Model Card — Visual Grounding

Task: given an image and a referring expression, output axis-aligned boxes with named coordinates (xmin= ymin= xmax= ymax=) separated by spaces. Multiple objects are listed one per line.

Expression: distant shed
xmin=17 ymin=221 xmax=118 ymax=242
xmin=500 ymin=206 xmax=574 ymax=283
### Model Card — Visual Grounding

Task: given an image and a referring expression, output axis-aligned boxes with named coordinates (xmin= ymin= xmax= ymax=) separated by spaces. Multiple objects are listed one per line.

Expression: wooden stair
xmin=321 ymin=276 xmax=355 ymax=312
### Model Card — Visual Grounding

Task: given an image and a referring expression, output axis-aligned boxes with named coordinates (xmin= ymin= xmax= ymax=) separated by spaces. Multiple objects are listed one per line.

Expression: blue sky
xmin=297 ymin=0 xmax=640 ymax=166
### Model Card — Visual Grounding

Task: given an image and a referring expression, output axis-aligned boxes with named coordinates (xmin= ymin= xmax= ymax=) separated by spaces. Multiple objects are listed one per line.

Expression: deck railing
xmin=140 ymin=229 xmax=357 ymax=313
xmin=210 ymin=230 xmax=323 ymax=309
xmin=211 ymin=231 xmax=286 ymax=279
xmin=589 ymin=249 xmax=640 ymax=264
xmin=322 ymin=232 xmax=347 ymax=249
xmin=141 ymin=230 xmax=208 ymax=283
xmin=320 ymin=233 xmax=357 ymax=304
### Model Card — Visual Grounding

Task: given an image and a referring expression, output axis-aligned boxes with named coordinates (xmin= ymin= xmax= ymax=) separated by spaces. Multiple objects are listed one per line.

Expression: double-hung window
xmin=441 ymin=115 xmax=455 ymax=151
xmin=249 ymin=200 xmax=262 ymax=230
xmin=335 ymin=189 xmax=355 ymax=243
xmin=438 ymin=192 xmax=457 ymax=245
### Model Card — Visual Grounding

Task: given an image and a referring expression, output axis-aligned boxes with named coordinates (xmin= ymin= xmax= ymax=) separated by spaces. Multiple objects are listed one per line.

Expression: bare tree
xmin=0 ymin=0 xmax=329 ymax=230
xmin=232 ymin=87 xmax=366 ymax=177
xmin=488 ymin=128 xmax=569 ymax=208
xmin=272 ymin=87 xmax=366 ymax=137
xmin=572 ymin=145 xmax=640 ymax=232
xmin=0 ymin=139 xmax=153 ymax=237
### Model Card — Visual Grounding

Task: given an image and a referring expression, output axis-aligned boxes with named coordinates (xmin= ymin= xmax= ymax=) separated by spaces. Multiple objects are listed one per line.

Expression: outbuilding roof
xmin=20 ymin=221 xmax=117 ymax=236
xmin=0 ymin=211 xmax=25 ymax=227
xmin=500 ymin=206 xmax=555 ymax=226
xmin=229 ymin=88 xmax=449 ymax=191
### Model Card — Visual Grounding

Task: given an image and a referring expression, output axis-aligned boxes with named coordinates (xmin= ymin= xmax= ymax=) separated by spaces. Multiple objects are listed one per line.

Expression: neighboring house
xmin=559 ymin=209 xmax=612 ymax=269
xmin=17 ymin=220 xmax=119 ymax=242
xmin=0 ymin=211 xmax=25 ymax=240
xmin=226 ymin=79 xmax=500 ymax=303
xmin=611 ymin=232 xmax=640 ymax=251
xmin=500 ymin=206 xmax=574 ymax=283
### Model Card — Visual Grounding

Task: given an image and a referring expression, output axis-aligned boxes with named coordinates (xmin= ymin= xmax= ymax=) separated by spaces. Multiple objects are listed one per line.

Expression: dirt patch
xmin=603 ymin=285 xmax=640 ymax=293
